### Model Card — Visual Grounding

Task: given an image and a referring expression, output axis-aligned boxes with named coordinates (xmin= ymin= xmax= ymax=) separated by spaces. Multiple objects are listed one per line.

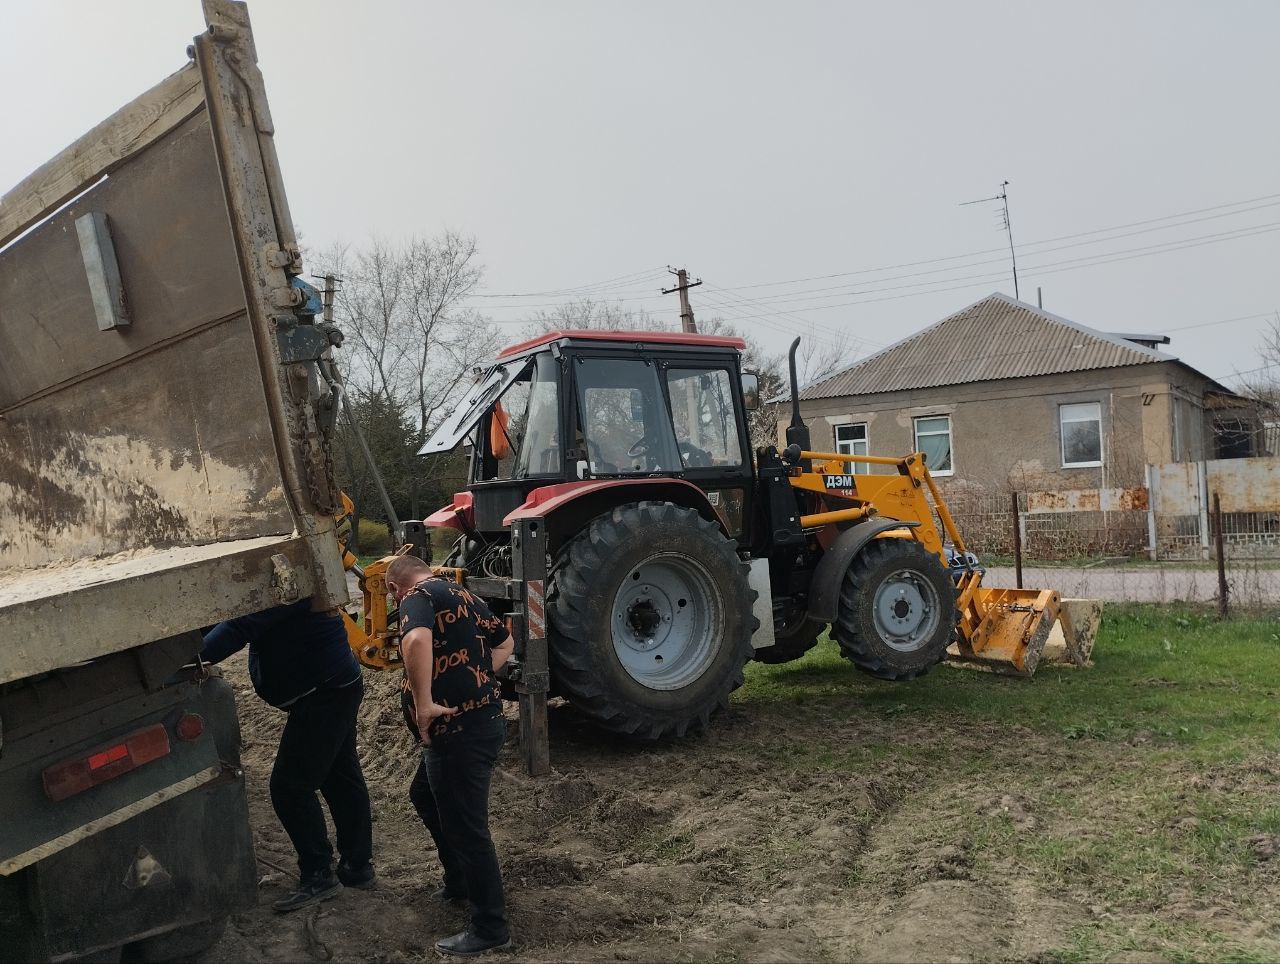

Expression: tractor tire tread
xmin=547 ymin=501 xmax=753 ymax=741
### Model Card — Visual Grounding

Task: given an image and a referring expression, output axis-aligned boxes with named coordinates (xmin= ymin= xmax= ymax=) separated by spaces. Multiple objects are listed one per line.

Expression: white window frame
xmin=912 ymin=414 xmax=954 ymax=476
xmin=832 ymin=422 xmax=870 ymax=474
xmin=1059 ymin=401 xmax=1103 ymax=468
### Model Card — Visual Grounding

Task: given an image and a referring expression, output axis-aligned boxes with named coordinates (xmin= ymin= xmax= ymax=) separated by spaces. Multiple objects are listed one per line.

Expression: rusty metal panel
xmin=1026 ymin=486 xmax=1149 ymax=514
xmin=1206 ymin=457 xmax=1280 ymax=512
xmin=1151 ymin=461 xmax=1201 ymax=516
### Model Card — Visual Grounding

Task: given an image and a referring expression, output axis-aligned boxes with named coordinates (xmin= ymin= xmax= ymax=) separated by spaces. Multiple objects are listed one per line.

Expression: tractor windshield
xmin=576 ymin=358 xmax=681 ymax=474
xmin=511 ymin=352 xmax=562 ymax=477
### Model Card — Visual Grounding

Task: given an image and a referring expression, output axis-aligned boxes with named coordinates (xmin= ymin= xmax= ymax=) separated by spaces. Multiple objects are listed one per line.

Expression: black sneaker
xmin=336 ymin=859 xmax=376 ymax=890
xmin=273 ymin=870 xmax=343 ymax=914
xmin=430 ymin=885 xmax=467 ymax=904
xmin=435 ymin=929 xmax=512 ymax=956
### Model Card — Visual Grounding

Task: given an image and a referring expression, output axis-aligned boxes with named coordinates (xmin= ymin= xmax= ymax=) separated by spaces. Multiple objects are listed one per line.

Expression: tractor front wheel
xmin=833 ymin=538 xmax=958 ymax=680
xmin=547 ymin=501 xmax=755 ymax=740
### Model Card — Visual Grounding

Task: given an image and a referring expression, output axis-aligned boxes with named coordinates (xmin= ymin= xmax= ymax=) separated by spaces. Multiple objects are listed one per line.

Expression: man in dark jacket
xmin=385 ymin=555 xmax=515 ymax=957
xmin=201 ymin=597 xmax=373 ymax=913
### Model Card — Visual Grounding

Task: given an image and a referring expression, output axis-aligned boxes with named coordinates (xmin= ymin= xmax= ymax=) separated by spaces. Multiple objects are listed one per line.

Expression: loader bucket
xmin=1043 ymin=598 xmax=1103 ymax=666
xmin=948 ymin=586 xmax=1099 ymax=676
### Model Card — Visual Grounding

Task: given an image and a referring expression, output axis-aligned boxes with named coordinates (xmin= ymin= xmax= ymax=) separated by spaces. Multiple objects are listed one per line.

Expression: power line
xmin=469 ymin=265 xmax=668 ymax=298
xmin=1164 ymin=311 xmax=1278 ymax=333
xmin=693 ymin=222 xmax=1280 ymax=321
xmin=716 ymin=190 xmax=1280 ymax=292
xmin=468 ymin=196 xmax=1280 ymax=314
xmin=697 ymin=215 xmax=1280 ymax=310
xmin=699 ymin=200 xmax=1280 ymax=306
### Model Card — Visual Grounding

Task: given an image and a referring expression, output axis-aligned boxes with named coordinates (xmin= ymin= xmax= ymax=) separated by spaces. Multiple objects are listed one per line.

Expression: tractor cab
xmin=421 ymin=329 xmax=759 ymax=541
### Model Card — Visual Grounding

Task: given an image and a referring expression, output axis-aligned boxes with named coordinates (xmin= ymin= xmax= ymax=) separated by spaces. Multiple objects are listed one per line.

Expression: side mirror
xmin=741 ymin=372 xmax=761 ymax=411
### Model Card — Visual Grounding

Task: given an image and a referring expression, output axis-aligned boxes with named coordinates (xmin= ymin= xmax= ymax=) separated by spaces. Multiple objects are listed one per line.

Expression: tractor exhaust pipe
xmin=784 ymin=337 xmax=810 ymax=454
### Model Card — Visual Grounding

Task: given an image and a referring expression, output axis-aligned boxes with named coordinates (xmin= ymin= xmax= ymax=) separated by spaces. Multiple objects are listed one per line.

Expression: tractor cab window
xmin=664 ymin=367 xmax=744 ymax=469
xmin=576 ymin=358 xmax=680 ymax=474
xmin=476 ymin=351 xmax=561 ymax=481
xmin=512 ymin=352 xmax=561 ymax=476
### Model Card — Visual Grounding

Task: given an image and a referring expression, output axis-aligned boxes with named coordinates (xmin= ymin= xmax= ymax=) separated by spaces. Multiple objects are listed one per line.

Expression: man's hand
xmin=416 ymin=703 xmax=458 ymax=745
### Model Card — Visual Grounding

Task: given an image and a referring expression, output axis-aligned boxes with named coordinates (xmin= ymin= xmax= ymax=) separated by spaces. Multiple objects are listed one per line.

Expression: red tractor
xmin=394 ymin=329 xmax=1084 ymax=767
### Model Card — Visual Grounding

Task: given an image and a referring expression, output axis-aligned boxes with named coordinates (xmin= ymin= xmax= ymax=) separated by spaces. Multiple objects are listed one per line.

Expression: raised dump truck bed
xmin=0 ymin=0 xmax=346 ymax=683
xmin=0 ymin=4 xmax=347 ymax=958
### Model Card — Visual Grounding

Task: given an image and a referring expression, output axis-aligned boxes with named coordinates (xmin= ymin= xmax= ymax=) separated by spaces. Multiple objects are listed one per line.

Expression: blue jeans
xmin=409 ymin=712 xmax=508 ymax=940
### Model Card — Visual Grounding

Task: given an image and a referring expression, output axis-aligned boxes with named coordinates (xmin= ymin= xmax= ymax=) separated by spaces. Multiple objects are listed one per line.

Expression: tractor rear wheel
xmin=547 ymin=501 xmax=755 ymax=740
xmin=753 ymin=606 xmax=825 ymax=664
xmin=833 ymin=538 xmax=958 ymax=680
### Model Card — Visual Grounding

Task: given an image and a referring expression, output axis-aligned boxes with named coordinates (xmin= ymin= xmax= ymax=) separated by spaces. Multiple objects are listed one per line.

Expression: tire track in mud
xmin=211 ymin=661 xmax=1088 ymax=962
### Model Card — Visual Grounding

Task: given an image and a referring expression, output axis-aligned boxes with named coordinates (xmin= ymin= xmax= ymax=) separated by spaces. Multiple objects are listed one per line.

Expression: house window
xmin=1213 ymin=417 xmax=1254 ymax=460
xmin=833 ymin=422 xmax=869 ymax=474
xmin=913 ymin=415 xmax=953 ymax=474
xmin=1060 ymin=402 xmax=1103 ymax=467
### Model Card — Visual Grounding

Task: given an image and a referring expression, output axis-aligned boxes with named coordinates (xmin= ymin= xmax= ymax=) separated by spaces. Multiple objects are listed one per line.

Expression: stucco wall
xmin=789 ymin=361 xmax=1219 ymax=494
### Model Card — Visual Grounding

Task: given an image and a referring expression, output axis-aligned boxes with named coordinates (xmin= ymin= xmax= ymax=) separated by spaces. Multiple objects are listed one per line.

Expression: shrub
xmin=357 ymin=518 xmax=392 ymax=556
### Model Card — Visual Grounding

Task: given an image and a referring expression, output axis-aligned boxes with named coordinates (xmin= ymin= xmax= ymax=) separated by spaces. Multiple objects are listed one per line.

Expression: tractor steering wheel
xmin=627 ymin=436 xmax=649 ymax=458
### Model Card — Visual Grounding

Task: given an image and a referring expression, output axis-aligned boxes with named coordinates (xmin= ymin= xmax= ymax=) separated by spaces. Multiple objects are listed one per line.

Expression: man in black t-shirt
xmin=385 ymin=554 xmax=515 ymax=957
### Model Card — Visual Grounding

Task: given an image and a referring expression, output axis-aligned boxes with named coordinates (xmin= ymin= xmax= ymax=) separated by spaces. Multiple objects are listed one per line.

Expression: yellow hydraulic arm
xmin=789 ymin=450 xmax=1090 ymax=676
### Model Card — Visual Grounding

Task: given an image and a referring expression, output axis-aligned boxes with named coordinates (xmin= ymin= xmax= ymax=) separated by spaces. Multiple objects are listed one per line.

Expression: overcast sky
xmin=4 ymin=1 xmax=1278 ymax=386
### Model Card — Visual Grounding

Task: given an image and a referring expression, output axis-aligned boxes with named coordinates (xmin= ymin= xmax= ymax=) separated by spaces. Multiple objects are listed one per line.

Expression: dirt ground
xmin=205 ymin=650 xmax=1280 ymax=964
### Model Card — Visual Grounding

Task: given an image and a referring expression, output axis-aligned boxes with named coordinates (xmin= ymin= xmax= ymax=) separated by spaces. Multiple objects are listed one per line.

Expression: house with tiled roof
xmin=792 ymin=293 xmax=1261 ymax=493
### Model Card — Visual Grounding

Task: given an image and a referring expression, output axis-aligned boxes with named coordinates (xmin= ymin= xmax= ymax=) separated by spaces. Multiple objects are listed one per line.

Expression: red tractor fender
xmin=503 ymin=478 xmax=727 ymax=547
xmin=424 ymin=491 xmax=474 ymax=531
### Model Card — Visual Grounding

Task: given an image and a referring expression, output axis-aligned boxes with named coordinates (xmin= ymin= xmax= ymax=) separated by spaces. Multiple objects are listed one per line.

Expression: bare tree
xmin=1227 ymin=311 xmax=1280 ymax=457
xmin=316 ymin=232 xmax=501 ymax=519
xmin=524 ymin=298 xmax=670 ymax=336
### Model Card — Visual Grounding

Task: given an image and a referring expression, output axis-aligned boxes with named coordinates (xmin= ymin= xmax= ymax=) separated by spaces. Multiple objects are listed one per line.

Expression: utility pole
xmin=662 ymin=266 xmax=703 ymax=333
xmin=321 ymin=272 xmax=338 ymax=323
xmin=962 ymin=181 xmax=1020 ymax=301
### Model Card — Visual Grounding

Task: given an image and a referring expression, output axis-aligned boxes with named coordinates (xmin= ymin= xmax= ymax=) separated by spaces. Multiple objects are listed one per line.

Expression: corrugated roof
xmin=801 ymin=292 xmax=1178 ymax=400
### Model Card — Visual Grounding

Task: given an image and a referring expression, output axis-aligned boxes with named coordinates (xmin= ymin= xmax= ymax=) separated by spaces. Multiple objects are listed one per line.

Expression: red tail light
xmin=42 ymin=724 xmax=171 ymax=802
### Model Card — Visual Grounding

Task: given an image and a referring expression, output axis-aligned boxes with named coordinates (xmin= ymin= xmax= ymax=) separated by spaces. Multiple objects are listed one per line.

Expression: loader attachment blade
xmin=947 ymin=583 xmax=1064 ymax=670
xmin=1041 ymin=598 xmax=1103 ymax=666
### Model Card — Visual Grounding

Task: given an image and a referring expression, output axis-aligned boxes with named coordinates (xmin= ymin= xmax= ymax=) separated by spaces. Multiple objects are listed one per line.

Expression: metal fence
xmin=935 ymin=456 xmax=1280 ymax=565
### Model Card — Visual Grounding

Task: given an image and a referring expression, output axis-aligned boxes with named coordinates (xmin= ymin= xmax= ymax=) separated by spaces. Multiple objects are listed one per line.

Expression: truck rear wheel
xmin=548 ymin=501 xmax=755 ymax=740
xmin=753 ymin=607 xmax=825 ymax=664
xmin=833 ymin=538 xmax=958 ymax=680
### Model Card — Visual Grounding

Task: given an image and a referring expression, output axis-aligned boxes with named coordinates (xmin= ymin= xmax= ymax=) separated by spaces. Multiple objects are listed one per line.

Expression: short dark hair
xmin=385 ymin=554 xmax=432 ymax=587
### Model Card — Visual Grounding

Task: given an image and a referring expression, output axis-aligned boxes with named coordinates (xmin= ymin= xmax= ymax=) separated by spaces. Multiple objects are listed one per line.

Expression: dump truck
xmin=347 ymin=330 xmax=1095 ymax=774
xmin=0 ymin=2 xmax=347 ymax=958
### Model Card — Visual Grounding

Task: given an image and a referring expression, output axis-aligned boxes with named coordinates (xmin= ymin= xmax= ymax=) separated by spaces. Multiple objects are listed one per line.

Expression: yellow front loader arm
xmin=791 ymin=450 xmax=1097 ymax=676
xmin=333 ymin=493 xmax=463 ymax=671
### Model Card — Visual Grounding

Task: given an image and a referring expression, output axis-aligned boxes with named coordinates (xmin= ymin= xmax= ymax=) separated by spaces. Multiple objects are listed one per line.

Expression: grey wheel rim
xmin=872 ymin=568 xmax=940 ymax=652
xmin=611 ymin=553 xmax=723 ymax=690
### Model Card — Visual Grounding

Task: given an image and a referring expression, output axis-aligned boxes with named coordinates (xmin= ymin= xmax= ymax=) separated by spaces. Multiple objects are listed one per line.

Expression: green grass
xmin=736 ymin=605 xmax=1280 ymax=960
xmin=740 ymin=605 xmax=1280 ymax=759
